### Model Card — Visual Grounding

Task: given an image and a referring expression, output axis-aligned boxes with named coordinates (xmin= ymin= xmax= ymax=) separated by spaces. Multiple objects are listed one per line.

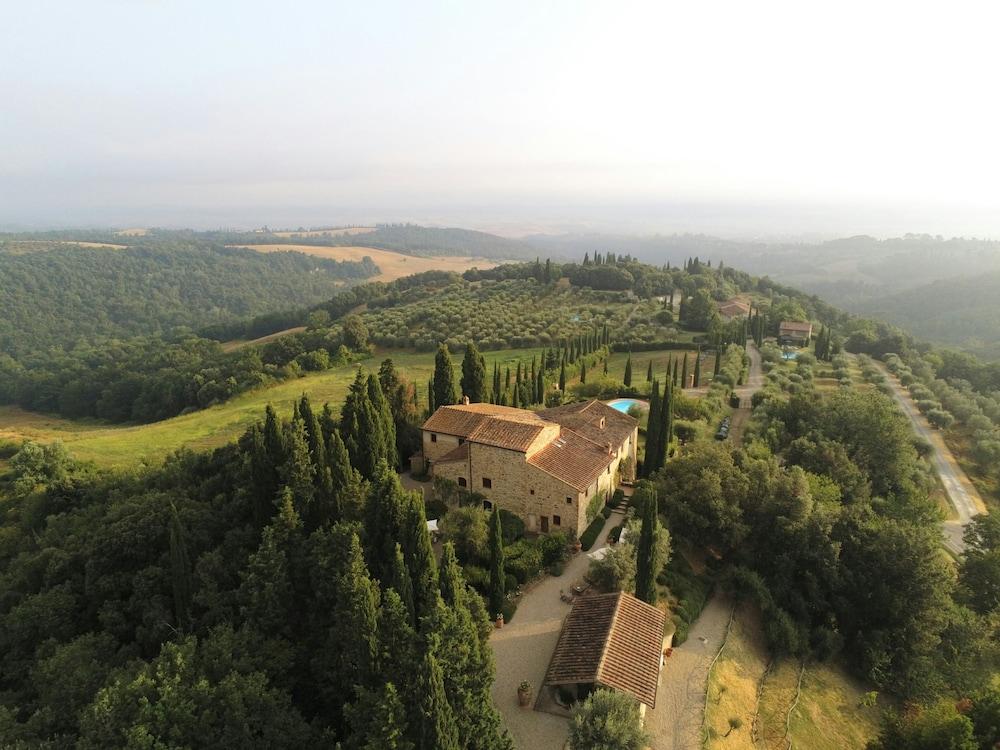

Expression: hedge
xmin=579 ymin=516 xmax=606 ymax=551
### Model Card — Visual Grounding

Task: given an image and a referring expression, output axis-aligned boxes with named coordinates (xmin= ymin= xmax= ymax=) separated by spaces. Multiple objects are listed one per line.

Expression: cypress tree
xmin=243 ymin=423 xmax=273 ymax=528
xmin=714 ymin=350 xmax=721 ymax=377
xmin=391 ymin=542 xmax=416 ymax=624
xmin=603 ymin=358 xmax=608 ymax=375
xmin=693 ymin=351 xmax=702 ymax=387
xmin=646 ymin=360 xmax=653 ymax=382
xmin=644 ymin=380 xmax=661 ymax=478
xmin=168 ymin=502 xmax=192 ymax=630
xmin=678 ymin=295 xmax=686 ymax=323
xmin=433 ymin=344 xmax=458 ymax=408
xmin=663 ymin=382 xmax=674 ymax=448
xmin=263 ymin=403 xmax=286 ymax=492
xmin=543 ymin=258 xmax=552 ymax=283
xmin=325 ymin=426 xmax=362 ymax=524
xmin=416 ymin=646 xmax=461 ymax=750
xmin=282 ymin=417 xmax=316 ymax=515
xmin=438 ymin=542 xmax=464 ymax=607
xmin=634 ymin=489 xmax=658 ymax=604
xmin=368 ymin=373 xmax=397 ymax=468
xmin=299 ymin=395 xmax=326 ymax=474
xmin=355 ymin=682 xmax=412 ymax=750
xmin=402 ymin=492 xmax=440 ymax=623
xmin=580 ymin=359 xmax=587 ymax=384
xmin=530 ymin=357 xmax=537 ymax=403
xmin=325 ymin=527 xmax=381 ymax=725
xmin=536 ymin=367 xmax=545 ymax=405
xmin=488 ymin=506 xmax=505 ymax=620
xmin=558 ymin=360 xmax=566 ymax=392
xmin=681 ymin=353 xmax=689 ymax=389
xmin=461 ymin=342 xmax=487 ymax=403
xmin=342 ymin=371 xmax=388 ymax=480
xmin=364 ymin=462 xmax=409 ymax=584
xmin=623 ymin=353 xmax=633 ymax=387
xmin=427 ymin=380 xmax=435 ymax=413
xmin=672 ymin=356 xmax=679 ymax=387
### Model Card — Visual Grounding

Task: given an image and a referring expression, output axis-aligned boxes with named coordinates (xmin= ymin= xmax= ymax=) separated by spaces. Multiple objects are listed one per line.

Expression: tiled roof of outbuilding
xmin=539 ymin=400 xmax=635 ymax=448
xmin=544 ymin=592 xmax=665 ymax=708
xmin=527 ymin=431 xmax=616 ymax=491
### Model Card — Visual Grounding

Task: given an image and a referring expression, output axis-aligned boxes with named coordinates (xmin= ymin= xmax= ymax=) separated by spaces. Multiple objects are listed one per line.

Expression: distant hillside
xmin=854 ymin=271 xmax=1000 ymax=360
xmin=223 ymin=224 xmax=539 ymax=260
xmin=0 ymin=239 xmax=377 ymax=356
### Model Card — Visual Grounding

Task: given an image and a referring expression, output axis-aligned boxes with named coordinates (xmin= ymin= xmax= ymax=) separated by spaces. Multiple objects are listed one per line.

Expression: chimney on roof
xmin=599 ymin=416 xmax=606 ymax=429
xmin=607 ymin=442 xmax=613 ymax=455
xmin=462 ymin=395 xmax=470 ymax=405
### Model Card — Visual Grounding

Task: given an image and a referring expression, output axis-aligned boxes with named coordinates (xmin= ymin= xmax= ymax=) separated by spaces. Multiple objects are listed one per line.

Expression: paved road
xmin=875 ymin=362 xmax=986 ymax=554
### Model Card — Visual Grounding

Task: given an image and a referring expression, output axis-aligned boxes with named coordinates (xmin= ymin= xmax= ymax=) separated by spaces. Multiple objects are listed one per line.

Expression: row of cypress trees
xmin=641 ymin=378 xmax=674 ymax=477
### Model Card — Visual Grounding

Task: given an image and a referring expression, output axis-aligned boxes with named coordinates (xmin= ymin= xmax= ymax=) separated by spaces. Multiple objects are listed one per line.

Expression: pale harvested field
xmin=271 ymin=227 xmax=375 ymax=238
xmin=114 ymin=228 xmax=149 ymax=237
xmin=228 ymin=244 xmax=499 ymax=282
xmin=221 ymin=326 xmax=308 ymax=353
xmin=18 ymin=240 xmax=127 ymax=249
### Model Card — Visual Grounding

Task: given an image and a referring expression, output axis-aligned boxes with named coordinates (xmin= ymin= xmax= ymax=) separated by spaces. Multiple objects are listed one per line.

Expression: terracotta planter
xmin=494 ymin=614 xmax=504 ymax=629
xmin=572 ymin=540 xmax=582 ymax=553
xmin=517 ymin=687 xmax=532 ymax=707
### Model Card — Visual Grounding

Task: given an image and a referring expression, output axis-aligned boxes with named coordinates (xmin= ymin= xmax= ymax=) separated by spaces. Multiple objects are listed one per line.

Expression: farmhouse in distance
xmin=417 ymin=399 xmax=637 ymax=536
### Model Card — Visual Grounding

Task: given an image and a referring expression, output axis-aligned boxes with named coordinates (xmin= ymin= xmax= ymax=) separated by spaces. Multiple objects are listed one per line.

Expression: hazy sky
xmin=3 ymin=1 xmax=1000 ymax=237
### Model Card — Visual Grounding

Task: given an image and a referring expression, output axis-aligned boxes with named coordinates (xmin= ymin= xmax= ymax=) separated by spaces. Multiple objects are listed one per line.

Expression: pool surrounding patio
xmin=605 ymin=397 xmax=649 ymax=413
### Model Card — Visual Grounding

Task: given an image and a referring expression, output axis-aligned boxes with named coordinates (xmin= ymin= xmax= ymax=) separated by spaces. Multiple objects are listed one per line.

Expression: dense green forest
xmin=0 ymin=239 xmax=377 ymax=356
xmin=0 ymin=387 xmax=514 ymax=747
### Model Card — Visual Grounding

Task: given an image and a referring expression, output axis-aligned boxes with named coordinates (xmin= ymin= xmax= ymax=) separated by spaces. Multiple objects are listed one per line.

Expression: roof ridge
xmin=595 ymin=592 xmax=623 ymax=683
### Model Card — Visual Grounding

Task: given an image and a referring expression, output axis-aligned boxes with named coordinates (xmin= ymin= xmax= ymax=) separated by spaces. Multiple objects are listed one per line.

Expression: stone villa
xmin=417 ymin=400 xmax=638 ymax=535
xmin=778 ymin=320 xmax=813 ymax=346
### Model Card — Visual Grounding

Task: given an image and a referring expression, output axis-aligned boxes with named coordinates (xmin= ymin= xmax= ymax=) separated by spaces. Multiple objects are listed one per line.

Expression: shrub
xmin=539 ymin=531 xmax=570 ymax=566
xmin=505 ymin=540 xmax=544 ymax=584
xmin=499 ymin=509 xmax=525 ymax=544
xmin=611 ymin=488 xmax=625 ymax=506
xmin=601 ymin=506 xmax=612 ymax=519
xmin=549 ymin=561 xmax=565 ymax=577
xmin=463 ymin=565 xmax=488 ymax=593
xmin=501 ymin=600 xmax=518 ymax=624
xmin=608 ymin=525 xmax=624 ymax=544
xmin=579 ymin=516 xmax=606 ymax=551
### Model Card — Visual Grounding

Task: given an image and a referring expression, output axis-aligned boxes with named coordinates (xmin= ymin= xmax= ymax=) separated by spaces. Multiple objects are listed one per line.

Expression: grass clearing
xmin=221 ymin=326 xmax=308 ymax=352
xmin=705 ymin=604 xmax=881 ymax=750
xmin=228 ymin=244 xmax=499 ymax=282
xmin=0 ymin=347 xmax=543 ymax=469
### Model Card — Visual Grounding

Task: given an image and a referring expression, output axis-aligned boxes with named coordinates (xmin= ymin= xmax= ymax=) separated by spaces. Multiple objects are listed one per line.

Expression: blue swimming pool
xmin=606 ymin=398 xmax=648 ymax=413
xmin=782 ymin=351 xmax=798 ymax=361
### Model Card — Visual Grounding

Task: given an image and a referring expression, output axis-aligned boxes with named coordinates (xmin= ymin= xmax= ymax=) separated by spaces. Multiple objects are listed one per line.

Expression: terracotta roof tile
xmin=421 ymin=399 xmax=636 ymax=460
xmin=545 ymin=592 xmax=666 ymax=707
xmin=527 ymin=430 xmax=615 ymax=491
xmin=539 ymin=400 xmax=636 ymax=448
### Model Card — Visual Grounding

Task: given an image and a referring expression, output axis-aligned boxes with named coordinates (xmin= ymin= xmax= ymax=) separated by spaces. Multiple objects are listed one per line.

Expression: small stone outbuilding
xmin=543 ymin=591 xmax=666 ymax=713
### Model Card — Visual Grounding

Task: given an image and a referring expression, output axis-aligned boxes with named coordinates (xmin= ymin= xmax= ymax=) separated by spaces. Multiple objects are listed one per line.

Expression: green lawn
xmin=0 ymin=347 xmax=543 ymax=469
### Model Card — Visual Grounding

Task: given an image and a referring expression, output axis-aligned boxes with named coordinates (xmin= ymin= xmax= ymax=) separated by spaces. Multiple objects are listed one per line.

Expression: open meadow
xmin=270 ymin=227 xmax=375 ymax=238
xmin=704 ymin=605 xmax=881 ymax=750
xmin=229 ymin=243 xmax=499 ymax=282
xmin=0 ymin=347 xmax=543 ymax=469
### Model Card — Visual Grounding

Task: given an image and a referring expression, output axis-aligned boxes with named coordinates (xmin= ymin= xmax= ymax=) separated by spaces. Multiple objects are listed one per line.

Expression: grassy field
xmin=704 ymin=605 xmax=881 ymax=750
xmin=229 ymin=243 xmax=499 ymax=282
xmin=0 ymin=346 xmax=703 ymax=471
xmin=0 ymin=348 xmax=544 ymax=469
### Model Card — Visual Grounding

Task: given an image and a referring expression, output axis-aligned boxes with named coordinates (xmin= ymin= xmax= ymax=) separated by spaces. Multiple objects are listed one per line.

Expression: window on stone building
xmin=482 ymin=477 xmax=492 ymax=489
xmin=553 ymin=515 xmax=561 ymax=526
xmin=483 ymin=500 xmax=493 ymax=511
xmin=458 ymin=477 xmax=467 ymax=487
xmin=565 ymin=497 xmax=572 ymax=504
xmin=530 ymin=489 xmax=535 ymax=495
xmin=430 ymin=433 xmax=437 ymax=443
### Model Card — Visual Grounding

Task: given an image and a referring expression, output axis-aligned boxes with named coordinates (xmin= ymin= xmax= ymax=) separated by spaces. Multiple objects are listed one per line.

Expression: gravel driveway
xmin=491 ymin=514 xmax=620 ymax=750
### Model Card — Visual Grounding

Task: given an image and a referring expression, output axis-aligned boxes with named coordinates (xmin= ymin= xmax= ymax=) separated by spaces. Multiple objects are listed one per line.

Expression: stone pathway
xmin=645 ymin=593 xmax=734 ymax=750
xmin=491 ymin=512 xmax=622 ymax=750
